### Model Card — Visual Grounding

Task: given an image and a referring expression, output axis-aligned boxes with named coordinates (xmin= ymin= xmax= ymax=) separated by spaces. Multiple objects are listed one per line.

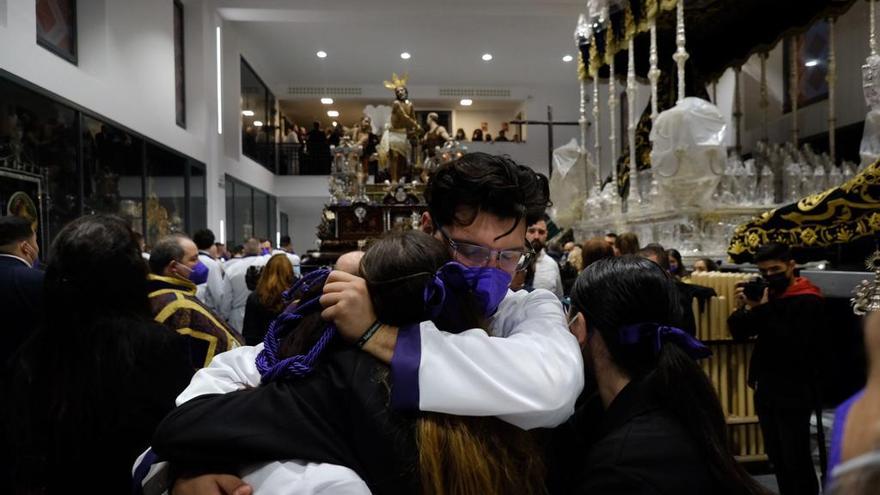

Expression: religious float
xmin=565 ymin=0 xmax=876 ymax=471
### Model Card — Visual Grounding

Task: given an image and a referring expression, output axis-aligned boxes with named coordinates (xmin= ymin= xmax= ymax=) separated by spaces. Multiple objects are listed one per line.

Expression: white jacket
xmin=195 ymin=252 xmax=224 ymax=315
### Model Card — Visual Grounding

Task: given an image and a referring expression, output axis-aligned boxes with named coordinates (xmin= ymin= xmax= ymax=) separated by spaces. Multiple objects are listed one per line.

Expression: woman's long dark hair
xmin=10 ymin=215 xmax=155 ymax=483
xmin=569 ymin=256 xmax=764 ymax=494
xmin=280 ymin=230 xmax=545 ymax=495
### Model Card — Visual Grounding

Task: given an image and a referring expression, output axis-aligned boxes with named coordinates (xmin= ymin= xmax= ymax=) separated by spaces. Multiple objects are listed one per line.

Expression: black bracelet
xmin=356 ymin=320 xmax=383 ymax=348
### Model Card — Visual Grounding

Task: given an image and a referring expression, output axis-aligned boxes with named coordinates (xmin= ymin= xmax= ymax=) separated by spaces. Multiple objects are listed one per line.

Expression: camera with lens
xmin=741 ymin=277 xmax=769 ymax=301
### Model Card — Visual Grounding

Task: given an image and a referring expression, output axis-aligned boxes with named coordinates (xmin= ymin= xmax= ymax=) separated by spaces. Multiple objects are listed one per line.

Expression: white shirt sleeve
xmin=175 ymin=344 xmax=263 ymax=406
xmin=415 ymin=289 xmax=583 ymax=430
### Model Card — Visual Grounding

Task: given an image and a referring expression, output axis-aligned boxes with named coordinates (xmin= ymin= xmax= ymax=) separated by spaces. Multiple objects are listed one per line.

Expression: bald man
xmin=335 ymin=251 xmax=364 ymax=275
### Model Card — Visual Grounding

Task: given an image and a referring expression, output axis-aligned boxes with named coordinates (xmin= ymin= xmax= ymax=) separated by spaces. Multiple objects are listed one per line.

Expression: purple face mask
xmin=261 ymin=247 xmax=271 ymax=256
xmin=426 ymin=261 xmax=512 ymax=331
xmin=187 ymin=260 xmax=210 ymax=285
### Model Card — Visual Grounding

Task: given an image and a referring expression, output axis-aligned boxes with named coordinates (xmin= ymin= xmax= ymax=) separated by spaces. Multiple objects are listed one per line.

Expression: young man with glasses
xmin=321 ymin=152 xmax=583 ymax=427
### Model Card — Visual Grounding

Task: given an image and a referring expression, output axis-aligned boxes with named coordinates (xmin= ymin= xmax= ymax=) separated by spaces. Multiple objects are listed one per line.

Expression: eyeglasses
xmin=436 ymin=225 xmax=534 ymax=272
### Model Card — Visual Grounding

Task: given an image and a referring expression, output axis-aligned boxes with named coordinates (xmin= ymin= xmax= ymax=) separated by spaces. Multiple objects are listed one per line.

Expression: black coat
xmin=153 ymin=346 xmax=419 ymax=494
xmin=242 ymin=292 xmax=279 ymax=346
xmin=0 ymin=255 xmax=43 ymax=370
xmin=728 ymin=291 xmax=825 ymax=405
xmin=551 ymin=380 xmax=723 ymax=494
xmin=8 ymin=318 xmax=194 ymax=493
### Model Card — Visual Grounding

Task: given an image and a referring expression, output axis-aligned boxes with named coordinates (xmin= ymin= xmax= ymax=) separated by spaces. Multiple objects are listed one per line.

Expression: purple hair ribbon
xmin=423 ymin=274 xmax=447 ymax=320
xmin=618 ymin=322 xmax=712 ymax=360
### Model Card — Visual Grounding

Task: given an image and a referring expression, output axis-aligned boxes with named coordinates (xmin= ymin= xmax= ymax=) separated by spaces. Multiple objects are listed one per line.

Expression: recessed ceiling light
xmin=253 ymin=120 xmax=264 ymax=127
xmin=460 ymin=98 xmax=473 ymax=106
xmin=320 ymin=97 xmax=334 ymax=104
xmin=400 ymin=52 xmax=411 ymax=60
xmin=805 ymin=59 xmax=819 ymax=68
xmin=562 ymin=54 xmax=574 ymax=62
xmin=327 ymin=110 xmax=339 ymax=117
xmin=241 ymin=110 xmax=255 ymax=116
xmin=316 ymin=50 xmax=327 ymax=59
xmin=481 ymin=53 xmax=493 ymax=62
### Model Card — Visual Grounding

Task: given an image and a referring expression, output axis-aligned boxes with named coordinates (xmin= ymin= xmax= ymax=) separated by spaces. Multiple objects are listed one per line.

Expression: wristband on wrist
xmin=356 ymin=320 xmax=383 ymax=348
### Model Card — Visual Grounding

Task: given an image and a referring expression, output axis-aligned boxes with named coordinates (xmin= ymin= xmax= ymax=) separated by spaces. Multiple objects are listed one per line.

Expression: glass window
xmin=268 ymin=196 xmax=277 ymax=244
xmin=82 ymin=116 xmax=145 ymax=237
xmin=223 ymin=175 xmax=277 ymax=247
xmin=254 ymin=189 xmax=268 ymax=241
xmin=189 ymin=162 xmax=206 ymax=234
xmin=279 ymin=211 xmax=289 ymax=238
xmin=240 ymin=58 xmax=276 ymax=173
xmin=145 ymin=144 xmax=186 ymax=245
xmin=234 ymin=178 xmax=252 ymax=244
xmin=225 ymin=179 xmax=235 ymax=246
xmin=0 ymin=77 xmax=78 ymax=250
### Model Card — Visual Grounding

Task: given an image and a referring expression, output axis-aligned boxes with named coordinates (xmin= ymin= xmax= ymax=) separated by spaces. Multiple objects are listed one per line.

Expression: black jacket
xmin=727 ymin=289 xmax=824 ymax=405
xmin=0 ymin=255 xmax=43 ymax=370
xmin=552 ymin=380 xmax=722 ymax=494
xmin=153 ymin=346 xmax=419 ymax=494
xmin=242 ymin=292 xmax=279 ymax=346
xmin=8 ymin=318 xmax=194 ymax=493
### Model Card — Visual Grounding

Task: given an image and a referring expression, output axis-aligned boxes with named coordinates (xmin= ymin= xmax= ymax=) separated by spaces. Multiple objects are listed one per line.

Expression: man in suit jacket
xmin=0 ymin=215 xmax=43 ymax=370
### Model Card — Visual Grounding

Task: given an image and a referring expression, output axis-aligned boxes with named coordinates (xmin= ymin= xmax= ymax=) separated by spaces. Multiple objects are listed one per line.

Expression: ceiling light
xmin=253 ymin=120 xmax=264 ymax=127
xmin=241 ymin=110 xmax=255 ymax=116
xmin=320 ymin=97 xmax=334 ymax=104
xmin=327 ymin=110 xmax=339 ymax=117
xmin=316 ymin=50 xmax=327 ymax=59
xmin=400 ymin=52 xmax=411 ymax=60
xmin=805 ymin=59 xmax=819 ymax=68
xmin=481 ymin=53 xmax=493 ymax=62
xmin=562 ymin=54 xmax=574 ymax=63
xmin=460 ymin=98 xmax=473 ymax=106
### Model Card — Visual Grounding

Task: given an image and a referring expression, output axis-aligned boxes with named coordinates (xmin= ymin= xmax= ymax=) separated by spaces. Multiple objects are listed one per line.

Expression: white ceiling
xmin=222 ymin=0 xmax=584 ymax=88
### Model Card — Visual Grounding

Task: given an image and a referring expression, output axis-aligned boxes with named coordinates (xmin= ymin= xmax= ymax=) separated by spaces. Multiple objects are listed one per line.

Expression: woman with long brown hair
xmin=154 ymin=230 xmax=545 ymax=494
xmin=242 ymin=253 xmax=294 ymax=345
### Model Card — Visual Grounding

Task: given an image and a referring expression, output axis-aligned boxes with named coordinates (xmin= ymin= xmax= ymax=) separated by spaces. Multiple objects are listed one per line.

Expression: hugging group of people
xmin=139 ymin=152 xmax=766 ymax=495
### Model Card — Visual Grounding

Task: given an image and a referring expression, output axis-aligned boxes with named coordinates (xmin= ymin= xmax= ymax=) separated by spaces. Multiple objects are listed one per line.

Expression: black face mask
xmin=765 ymin=272 xmax=791 ymax=293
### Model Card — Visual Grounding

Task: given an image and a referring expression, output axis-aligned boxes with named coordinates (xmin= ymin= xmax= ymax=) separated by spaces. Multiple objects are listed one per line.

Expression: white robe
xmin=195 ymin=252 xmax=225 ymax=315
xmin=221 ymin=255 xmax=268 ymax=331
xmin=532 ymin=250 xmax=563 ymax=298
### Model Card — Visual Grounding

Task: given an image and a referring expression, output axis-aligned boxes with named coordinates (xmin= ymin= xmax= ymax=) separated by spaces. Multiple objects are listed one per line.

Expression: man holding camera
xmin=728 ymin=243 xmax=824 ymax=495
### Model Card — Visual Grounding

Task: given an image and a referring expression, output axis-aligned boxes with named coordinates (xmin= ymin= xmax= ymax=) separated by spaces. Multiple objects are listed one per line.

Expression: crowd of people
xmin=0 ymin=151 xmax=878 ymax=494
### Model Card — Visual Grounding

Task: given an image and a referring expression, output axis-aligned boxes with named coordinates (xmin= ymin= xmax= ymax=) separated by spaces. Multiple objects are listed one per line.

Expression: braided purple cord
xmin=258 ymin=325 xmax=336 ymax=383
xmin=256 ymin=267 xmax=336 ymax=383
xmin=281 ymin=267 xmax=332 ymax=309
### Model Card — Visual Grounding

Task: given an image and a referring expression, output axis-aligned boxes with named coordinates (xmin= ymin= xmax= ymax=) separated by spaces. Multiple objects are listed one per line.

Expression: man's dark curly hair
xmin=425 ymin=153 xmax=551 ymax=240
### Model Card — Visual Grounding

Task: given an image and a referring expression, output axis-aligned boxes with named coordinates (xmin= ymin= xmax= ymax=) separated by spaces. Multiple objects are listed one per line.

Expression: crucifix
xmin=509 ymin=105 xmax=584 ymax=180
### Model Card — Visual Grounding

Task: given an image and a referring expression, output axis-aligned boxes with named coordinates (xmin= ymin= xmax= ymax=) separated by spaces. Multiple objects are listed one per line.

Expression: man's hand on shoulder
xmin=319 ymin=270 xmax=377 ymax=342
